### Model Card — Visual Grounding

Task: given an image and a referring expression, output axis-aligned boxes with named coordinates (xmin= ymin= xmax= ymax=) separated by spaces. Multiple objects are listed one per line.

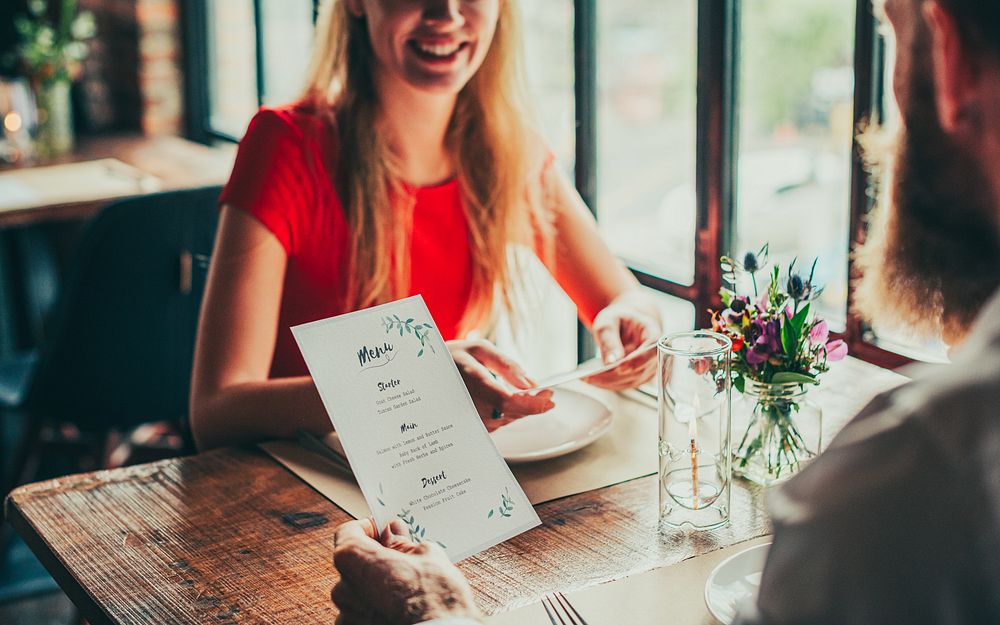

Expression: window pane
xmin=868 ymin=33 xmax=947 ymax=362
xmin=522 ymin=1 xmax=575 ymax=166
xmin=596 ymin=0 xmax=698 ymax=285
xmin=734 ymin=0 xmax=855 ymax=329
xmin=871 ymin=327 xmax=949 ymax=363
xmin=646 ymin=287 xmax=696 ymax=334
xmin=207 ymin=0 xmax=258 ymax=137
xmin=494 ymin=251 xmax=578 ymax=378
xmin=519 ymin=1 xmax=579 ymax=369
xmin=639 ymin=288 xmax=695 ymax=396
xmin=261 ymin=0 xmax=314 ymax=106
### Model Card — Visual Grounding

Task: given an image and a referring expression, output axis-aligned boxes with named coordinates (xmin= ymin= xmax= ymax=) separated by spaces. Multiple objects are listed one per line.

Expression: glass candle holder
xmin=0 ymin=77 xmax=37 ymax=164
xmin=658 ymin=331 xmax=732 ymax=531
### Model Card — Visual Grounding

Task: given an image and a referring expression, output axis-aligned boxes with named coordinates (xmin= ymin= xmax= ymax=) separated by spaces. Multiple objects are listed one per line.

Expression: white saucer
xmin=490 ymin=388 xmax=613 ymax=463
xmin=704 ymin=542 xmax=771 ymax=624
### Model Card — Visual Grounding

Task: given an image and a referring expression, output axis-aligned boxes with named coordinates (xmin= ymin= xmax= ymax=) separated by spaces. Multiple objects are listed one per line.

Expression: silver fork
xmin=541 ymin=592 xmax=590 ymax=625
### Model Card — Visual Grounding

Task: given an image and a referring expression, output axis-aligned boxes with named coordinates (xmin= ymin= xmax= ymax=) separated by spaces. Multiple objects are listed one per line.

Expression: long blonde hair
xmin=300 ymin=0 xmax=546 ymax=333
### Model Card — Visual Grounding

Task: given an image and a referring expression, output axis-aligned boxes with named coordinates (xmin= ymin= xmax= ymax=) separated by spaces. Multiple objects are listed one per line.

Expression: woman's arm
xmin=191 ymin=207 xmax=554 ymax=449
xmin=190 ymin=206 xmax=330 ymax=450
xmin=542 ymin=166 xmax=662 ymax=389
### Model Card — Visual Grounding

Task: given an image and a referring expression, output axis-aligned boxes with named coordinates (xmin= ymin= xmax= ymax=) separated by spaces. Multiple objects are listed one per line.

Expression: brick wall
xmin=79 ymin=0 xmax=141 ymax=132
xmin=136 ymin=0 xmax=182 ymax=135
xmin=76 ymin=0 xmax=182 ymax=135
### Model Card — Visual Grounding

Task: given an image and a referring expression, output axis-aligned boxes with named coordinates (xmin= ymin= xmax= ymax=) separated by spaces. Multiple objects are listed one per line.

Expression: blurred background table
xmin=4 ymin=357 xmax=905 ymax=625
xmin=0 ymin=134 xmax=234 ymax=229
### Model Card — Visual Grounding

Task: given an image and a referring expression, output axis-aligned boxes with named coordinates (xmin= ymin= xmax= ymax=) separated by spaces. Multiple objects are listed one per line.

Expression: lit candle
xmin=688 ymin=394 xmax=699 ymax=441
xmin=690 ymin=394 xmax=700 ymax=509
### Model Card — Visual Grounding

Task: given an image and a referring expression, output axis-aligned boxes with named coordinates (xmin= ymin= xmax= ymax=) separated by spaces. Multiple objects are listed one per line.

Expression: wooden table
xmin=0 ymin=134 xmax=235 ymax=228
xmin=4 ymin=357 xmax=905 ymax=625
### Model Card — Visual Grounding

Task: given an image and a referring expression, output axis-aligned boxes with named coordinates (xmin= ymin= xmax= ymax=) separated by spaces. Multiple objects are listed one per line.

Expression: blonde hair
xmin=301 ymin=0 xmax=547 ymax=334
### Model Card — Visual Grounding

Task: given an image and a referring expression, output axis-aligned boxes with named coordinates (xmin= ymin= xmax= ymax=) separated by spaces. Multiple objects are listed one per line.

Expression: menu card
xmin=292 ymin=296 xmax=540 ymax=561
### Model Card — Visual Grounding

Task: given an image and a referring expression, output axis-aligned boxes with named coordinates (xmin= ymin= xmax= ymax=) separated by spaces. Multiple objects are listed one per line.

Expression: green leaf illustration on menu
xmin=487 ymin=487 xmax=515 ymax=519
xmin=382 ymin=315 xmax=437 ymax=358
xmin=376 ymin=482 xmax=386 ymax=508
xmin=396 ymin=508 xmax=446 ymax=549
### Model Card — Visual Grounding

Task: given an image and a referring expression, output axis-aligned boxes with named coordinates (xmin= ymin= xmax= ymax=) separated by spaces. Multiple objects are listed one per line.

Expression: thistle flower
xmin=720 ymin=244 xmax=769 ymax=291
xmin=787 ymin=273 xmax=806 ymax=300
xmin=786 ymin=258 xmax=824 ymax=303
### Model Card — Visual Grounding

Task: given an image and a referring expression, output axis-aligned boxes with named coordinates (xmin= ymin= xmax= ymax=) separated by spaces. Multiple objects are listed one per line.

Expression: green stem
xmin=59 ymin=0 xmax=76 ymax=46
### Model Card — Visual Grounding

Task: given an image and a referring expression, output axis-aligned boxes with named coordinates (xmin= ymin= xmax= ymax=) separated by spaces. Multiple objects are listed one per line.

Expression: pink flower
xmin=824 ymin=339 xmax=848 ymax=362
xmin=756 ymin=291 xmax=769 ymax=313
xmin=784 ymin=306 xmax=793 ymax=319
xmin=809 ymin=320 xmax=829 ymax=345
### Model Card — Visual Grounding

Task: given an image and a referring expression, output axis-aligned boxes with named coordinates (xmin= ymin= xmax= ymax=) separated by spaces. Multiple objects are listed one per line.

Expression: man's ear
xmin=923 ymin=0 xmax=978 ymax=132
xmin=345 ymin=0 xmax=365 ymax=18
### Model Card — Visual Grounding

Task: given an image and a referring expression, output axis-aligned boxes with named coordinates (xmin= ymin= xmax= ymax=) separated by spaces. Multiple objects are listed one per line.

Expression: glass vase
xmin=33 ymin=78 xmax=74 ymax=160
xmin=733 ymin=380 xmax=823 ymax=486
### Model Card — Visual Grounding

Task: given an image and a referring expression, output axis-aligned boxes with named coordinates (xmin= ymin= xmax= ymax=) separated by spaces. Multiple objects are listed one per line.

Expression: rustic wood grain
xmin=0 ymin=134 xmax=235 ymax=228
xmin=4 ymin=357 xmax=906 ymax=623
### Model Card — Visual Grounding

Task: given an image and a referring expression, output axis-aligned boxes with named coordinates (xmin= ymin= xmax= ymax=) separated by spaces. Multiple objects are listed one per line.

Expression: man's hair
xmin=854 ymin=0 xmax=1000 ymax=339
xmin=938 ymin=1 xmax=1000 ymax=56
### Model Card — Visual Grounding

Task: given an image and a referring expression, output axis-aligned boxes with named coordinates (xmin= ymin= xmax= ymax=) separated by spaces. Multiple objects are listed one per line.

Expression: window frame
xmin=184 ymin=0 xmax=911 ymax=369
xmin=183 ymin=0 xmax=310 ymax=144
xmin=573 ymin=0 xmax=907 ymax=369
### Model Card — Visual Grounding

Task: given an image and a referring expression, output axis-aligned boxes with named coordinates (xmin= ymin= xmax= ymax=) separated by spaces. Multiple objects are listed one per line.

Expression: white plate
xmin=490 ymin=388 xmax=613 ymax=463
xmin=704 ymin=542 xmax=772 ymax=624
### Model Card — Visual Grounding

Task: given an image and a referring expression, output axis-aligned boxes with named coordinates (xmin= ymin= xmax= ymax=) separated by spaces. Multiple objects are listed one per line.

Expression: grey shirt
xmin=737 ymin=291 xmax=1000 ymax=625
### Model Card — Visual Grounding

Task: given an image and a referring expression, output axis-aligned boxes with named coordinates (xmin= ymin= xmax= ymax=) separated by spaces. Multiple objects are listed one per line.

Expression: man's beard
xmin=854 ymin=48 xmax=1000 ymax=340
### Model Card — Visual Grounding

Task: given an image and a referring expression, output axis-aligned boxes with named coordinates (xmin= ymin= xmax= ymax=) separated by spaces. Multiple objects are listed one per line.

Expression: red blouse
xmin=219 ymin=105 xmax=473 ymax=378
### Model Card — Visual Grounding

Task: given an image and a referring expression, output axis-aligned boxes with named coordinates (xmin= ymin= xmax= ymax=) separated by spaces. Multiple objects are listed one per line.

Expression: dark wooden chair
xmin=1 ymin=186 xmax=221 ymax=499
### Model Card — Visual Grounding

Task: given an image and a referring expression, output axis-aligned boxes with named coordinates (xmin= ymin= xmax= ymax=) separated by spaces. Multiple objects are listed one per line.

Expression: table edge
xmin=4 ymin=494 xmax=115 ymax=625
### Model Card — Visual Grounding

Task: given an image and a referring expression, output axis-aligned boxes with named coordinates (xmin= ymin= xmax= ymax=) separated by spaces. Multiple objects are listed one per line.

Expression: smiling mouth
xmin=408 ymin=40 xmax=470 ymax=63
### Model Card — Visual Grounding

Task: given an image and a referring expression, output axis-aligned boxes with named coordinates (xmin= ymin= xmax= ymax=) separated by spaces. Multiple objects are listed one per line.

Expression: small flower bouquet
xmin=711 ymin=244 xmax=847 ymax=484
xmin=13 ymin=0 xmax=96 ymax=158
xmin=15 ymin=0 xmax=96 ymax=86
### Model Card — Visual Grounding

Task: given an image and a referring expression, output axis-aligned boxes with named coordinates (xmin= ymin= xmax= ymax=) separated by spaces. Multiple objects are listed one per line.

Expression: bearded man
xmin=735 ymin=1 xmax=1000 ymax=622
xmin=328 ymin=1 xmax=1000 ymax=623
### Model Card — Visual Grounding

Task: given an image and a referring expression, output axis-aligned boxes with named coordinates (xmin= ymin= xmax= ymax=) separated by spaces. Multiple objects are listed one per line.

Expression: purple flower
xmin=746 ymin=345 xmax=770 ymax=365
xmin=746 ymin=318 xmax=781 ymax=365
xmin=809 ymin=320 xmax=829 ymax=345
xmin=825 ymin=339 xmax=848 ymax=362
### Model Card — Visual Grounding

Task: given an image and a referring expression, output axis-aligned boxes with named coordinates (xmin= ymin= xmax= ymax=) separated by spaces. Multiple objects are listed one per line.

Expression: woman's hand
xmin=448 ymin=339 xmax=555 ymax=432
xmin=585 ymin=292 xmax=662 ymax=390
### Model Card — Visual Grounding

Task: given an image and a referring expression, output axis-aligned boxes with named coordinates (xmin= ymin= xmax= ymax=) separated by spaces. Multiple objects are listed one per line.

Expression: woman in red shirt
xmin=190 ymin=0 xmax=662 ymax=449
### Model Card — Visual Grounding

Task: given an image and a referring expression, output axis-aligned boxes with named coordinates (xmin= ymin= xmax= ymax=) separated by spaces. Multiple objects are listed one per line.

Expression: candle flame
xmin=4 ymin=112 xmax=22 ymax=133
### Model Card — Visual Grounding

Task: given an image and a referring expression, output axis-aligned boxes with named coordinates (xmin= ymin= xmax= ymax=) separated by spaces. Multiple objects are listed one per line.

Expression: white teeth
xmin=415 ymin=42 xmax=462 ymax=57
